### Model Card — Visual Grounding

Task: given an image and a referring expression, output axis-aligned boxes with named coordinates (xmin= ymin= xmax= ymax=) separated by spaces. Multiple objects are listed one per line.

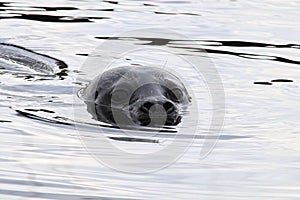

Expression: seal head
xmin=80 ymin=67 xmax=191 ymax=127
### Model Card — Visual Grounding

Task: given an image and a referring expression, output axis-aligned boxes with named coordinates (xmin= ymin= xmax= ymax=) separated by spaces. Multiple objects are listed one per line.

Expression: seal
xmin=80 ymin=66 xmax=191 ymax=127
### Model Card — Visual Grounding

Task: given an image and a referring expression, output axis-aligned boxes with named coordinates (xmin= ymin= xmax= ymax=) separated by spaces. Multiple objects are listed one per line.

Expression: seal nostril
xmin=140 ymin=117 xmax=151 ymax=126
xmin=141 ymin=101 xmax=154 ymax=113
xmin=163 ymin=101 xmax=175 ymax=114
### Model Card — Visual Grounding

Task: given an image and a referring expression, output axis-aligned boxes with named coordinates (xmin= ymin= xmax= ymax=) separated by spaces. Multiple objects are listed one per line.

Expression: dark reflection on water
xmin=24 ymin=108 xmax=55 ymax=114
xmin=253 ymin=81 xmax=272 ymax=85
xmin=201 ymin=40 xmax=300 ymax=49
xmin=0 ymin=120 xmax=12 ymax=123
xmin=0 ymin=2 xmax=9 ymax=7
xmin=103 ymin=0 xmax=119 ymax=5
xmin=204 ymin=48 xmax=300 ymax=65
xmin=271 ymin=79 xmax=293 ymax=82
xmin=15 ymin=109 xmax=73 ymax=126
xmin=143 ymin=3 xmax=157 ymax=7
xmin=33 ymin=6 xmax=79 ymax=11
xmin=0 ymin=14 xmax=109 ymax=23
xmin=254 ymin=79 xmax=294 ymax=85
xmin=94 ymin=36 xmax=300 ymax=65
xmin=95 ymin=36 xmax=172 ymax=46
xmin=0 ymin=2 xmax=111 ymax=23
xmin=154 ymin=11 xmax=201 ymax=16
xmin=109 ymin=136 xmax=159 ymax=143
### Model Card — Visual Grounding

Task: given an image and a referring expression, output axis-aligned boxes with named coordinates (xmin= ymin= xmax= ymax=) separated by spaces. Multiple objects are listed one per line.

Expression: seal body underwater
xmin=80 ymin=66 xmax=191 ymax=127
xmin=0 ymin=43 xmax=67 ymax=75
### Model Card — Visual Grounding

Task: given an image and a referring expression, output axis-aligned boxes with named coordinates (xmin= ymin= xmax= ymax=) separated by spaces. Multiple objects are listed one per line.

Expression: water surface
xmin=0 ymin=0 xmax=299 ymax=199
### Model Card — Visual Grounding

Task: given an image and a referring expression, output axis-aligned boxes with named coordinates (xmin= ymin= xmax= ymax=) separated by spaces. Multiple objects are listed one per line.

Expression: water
xmin=0 ymin=0 xmax=299 ymax=199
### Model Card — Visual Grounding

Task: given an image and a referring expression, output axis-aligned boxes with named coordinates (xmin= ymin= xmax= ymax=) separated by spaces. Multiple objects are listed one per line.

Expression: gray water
xmin=0 ymin=0 xmax=299 ymax=199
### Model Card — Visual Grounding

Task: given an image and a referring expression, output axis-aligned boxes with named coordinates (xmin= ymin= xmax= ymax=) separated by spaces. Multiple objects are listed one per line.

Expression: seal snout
xmin=133 ymin=99 xmax=181 ymax=126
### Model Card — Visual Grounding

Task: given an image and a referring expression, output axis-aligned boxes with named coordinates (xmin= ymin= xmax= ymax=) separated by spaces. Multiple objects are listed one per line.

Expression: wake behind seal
xmin=80 ymin=66 xmax=191 ymax=127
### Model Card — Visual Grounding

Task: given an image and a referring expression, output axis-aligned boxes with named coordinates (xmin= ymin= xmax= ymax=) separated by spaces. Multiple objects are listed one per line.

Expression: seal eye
xmin=111 ymin=89 xmax=129 ymax=105
xmin=167 ymin=87 xmax=183 ymax=102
